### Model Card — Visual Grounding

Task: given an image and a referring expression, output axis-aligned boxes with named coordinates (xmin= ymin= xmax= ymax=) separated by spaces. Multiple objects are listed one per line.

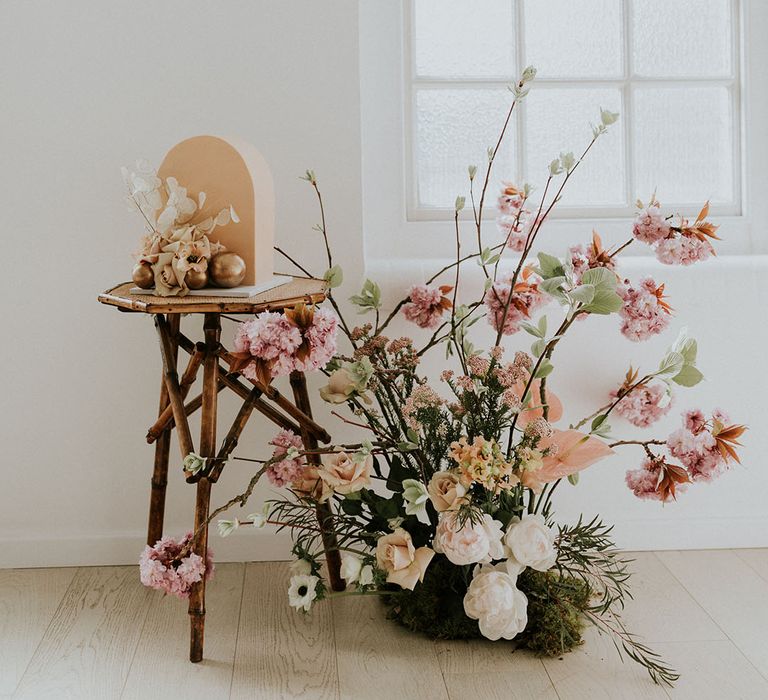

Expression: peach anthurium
xmin=532 ymin=429 xmax=614 ymax=483
xmin=515 ymin=379 xmax=563 ymax=427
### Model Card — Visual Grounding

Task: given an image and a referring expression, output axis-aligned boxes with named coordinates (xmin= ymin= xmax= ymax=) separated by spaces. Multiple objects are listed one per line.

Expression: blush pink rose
xmin=318 ymin=451 xmax=372 ymax=495
xmin=433 ymin=511 xmax=505 ymax=565
xmin=375 ymin=528 xmax=434 ymax=590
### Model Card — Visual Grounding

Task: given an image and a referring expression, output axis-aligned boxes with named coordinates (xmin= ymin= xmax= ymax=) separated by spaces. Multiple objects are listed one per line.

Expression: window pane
xmin=524 ymin=88 xmax=626 ymax=206
xmin=633 ymin=86 xmax=734 ymax=204
xmin=413 ymin=0 xmax=515 ymax=78
xmin=415 ymin=89 xmax=517 ymax=208
xmin=632 ymin=0 xmax=732 ymax=77
xmin=523 ymin=0 xmax=623 ymax=78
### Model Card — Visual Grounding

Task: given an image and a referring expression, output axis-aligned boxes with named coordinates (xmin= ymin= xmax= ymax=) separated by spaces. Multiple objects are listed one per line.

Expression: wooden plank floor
xmin=2 ymin=550 xmax=768 ymax=699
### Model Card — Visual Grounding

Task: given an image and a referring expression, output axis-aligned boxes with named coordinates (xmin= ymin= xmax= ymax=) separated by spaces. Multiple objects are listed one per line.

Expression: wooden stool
xmin=98 ymin=278 xmax=345 ymax=662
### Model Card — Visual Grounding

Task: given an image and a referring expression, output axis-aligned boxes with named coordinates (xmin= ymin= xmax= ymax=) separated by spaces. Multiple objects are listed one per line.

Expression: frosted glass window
xmin=413 ymin=0 xmax=515 ymax=78
xmin=525 ymin=88 xmax=625 ymax=206
xmin=632 ymin=0 xmax=732 ymax=77
xmin=407 ymin=0 xmax=740 ymax=215
xmin=633 ymin=86 xmax=733 ymax=204
xmin=524 ymin=0 xmax=623 ymax=78
xmin=415 ymin=89 xmax=517 ymax=208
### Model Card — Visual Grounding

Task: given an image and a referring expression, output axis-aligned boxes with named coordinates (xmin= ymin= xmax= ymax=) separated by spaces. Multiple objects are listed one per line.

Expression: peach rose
xmin=292 ymin=466 xmax=332 ymax=503
xmin=427 ymin=471 xmax=467 ymax=512
xmin=318 ymin=452 xmax=372 ymax=495
xmin=375 ymin=528 xmax=434 ymax=590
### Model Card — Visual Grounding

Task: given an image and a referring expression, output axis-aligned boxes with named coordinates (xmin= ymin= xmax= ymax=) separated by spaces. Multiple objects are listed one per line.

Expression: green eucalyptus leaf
xmin=672 ymin=365 xmax=704 ymax=387
xmin=570 ymin=284 xmax=596 ymax=305
xmin=582 ymin=288 xmax=623 ymax=315
xmin=323 ymin=265 xmax=343 ymax=288
xmin=657 ymin=351 xmax=685 ymax=377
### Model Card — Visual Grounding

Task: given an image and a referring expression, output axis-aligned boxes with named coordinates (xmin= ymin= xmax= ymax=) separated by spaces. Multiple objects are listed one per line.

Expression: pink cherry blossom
xmin=617 ymin=277 xmax=671 ymax=341
xmin=612 ymin=383 xmax=672 ymax=427
xmin=484 ymin=272 xmax=547 ymax=336
xmin=654 ymin=235 xmax=712 ymax=266
xmin=402 ymin=284 xmax=450 ymax=329
xmin=266 ymin=429 xmax=306 ymax=487
xmin=625 ymin=459 xmax=663 ymax=501
xmin=139 ymin=533 xmax=214 ymax=599
xmin=497 ymin=214 xmax=528 ymax=252
xmin=235 ymin=307 xmax=338 ymax=378
xmin=632 ymin=206 xmax=671 ymax=245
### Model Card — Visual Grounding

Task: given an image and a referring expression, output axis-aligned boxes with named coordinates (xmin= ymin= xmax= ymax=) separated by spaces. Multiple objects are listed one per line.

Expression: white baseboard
xmin=0 ymin=528 xmax=294 ymax=569
xmin=1 ymin=517 xmax=766 ymax=569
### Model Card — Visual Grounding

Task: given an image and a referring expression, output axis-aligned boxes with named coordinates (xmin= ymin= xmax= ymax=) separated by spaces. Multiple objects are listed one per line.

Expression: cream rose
xmin=433 ymin=512 xmax=505 ymax=566
xmin=504 ymin=513 xmax=557 ymax=571
xmin=319 ymin=368 xmax=355 ymax=404
xmin=427 ymin=471 xmax=467 ymax=512
xmin=318 ymin=452 xmax=372 ymax=495
xmin=375 ymin=528 xmax=434 ymax=590
xmin=463 ymin=563 xmax=528 ymax=641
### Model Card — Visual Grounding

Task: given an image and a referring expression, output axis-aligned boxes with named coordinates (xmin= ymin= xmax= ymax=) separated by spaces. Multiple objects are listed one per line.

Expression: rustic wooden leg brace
xmin=289 ymin=371 xmax=345 ymax=592
xmin=147 ymin=314 xmax=180 ymax=546
xmin=188 ymin=313 xmax=220 ymax=663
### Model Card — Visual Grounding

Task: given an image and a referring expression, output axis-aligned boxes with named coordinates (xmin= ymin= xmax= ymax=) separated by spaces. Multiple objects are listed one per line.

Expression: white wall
xmin=360 ymin=0 xmax=768 ymax=551
xmin=0 ymin=1 xmax=363 ymax=567
xmin=0 ymin=0 xmax=765 ymax=570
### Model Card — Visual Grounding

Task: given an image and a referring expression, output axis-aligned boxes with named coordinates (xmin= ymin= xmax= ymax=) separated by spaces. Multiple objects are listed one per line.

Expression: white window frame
xmin=404 ymin=0 xmax=743 ymax=222
xmin=359 ymin=0 xmax=768 ymax=260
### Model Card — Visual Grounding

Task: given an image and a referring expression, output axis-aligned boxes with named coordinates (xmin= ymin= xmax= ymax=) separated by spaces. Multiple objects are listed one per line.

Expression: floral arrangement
xmin=142 ymin=66 xmax=746 ymax=686
xmin=122 ymin=160 xmax=242 ymax=295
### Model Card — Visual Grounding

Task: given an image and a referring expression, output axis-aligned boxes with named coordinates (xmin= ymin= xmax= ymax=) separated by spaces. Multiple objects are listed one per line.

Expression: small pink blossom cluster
xmin=654 ymin=236 xmax=713 ymax=266
xmin=625 ymin=458 xmax=664 ymax=501
xmin=667 ymin=409 xmax=728 ymax=482
xmin=234 ymin=308 xmax=338 ymax=378
xmin=568 ymin=242 xmax=616 ymax=284
xmin=617 ymin=277 xmax=671 ymax=342
xmin=484 ymin=275 xmax=547 ymax=336
xmin=139 ymin=533 xmax=214 ymax=599
xmin=496 ymin=183 xmax=533 ymax=251
xmin=493 ymin=352 xmax=531 ymax=388
xmin=632 ymin=203 xmax=716 ymax=266
xmin=294 ymin=307 xmax=338 ymax=372
xmin=467 ymin=354 xmax=491 ymax=377
xmin=403 ymin=384 xmax=444 ymax=432
xmin=611 ymin=383 xmax=671 ymax=427
xmin=403 ymin=284 xmax=450 ymax=329
xmin=266 ymin=429 xmax=306 ymax=487
xmin=632 ymin=205 xmax=671 ymax=245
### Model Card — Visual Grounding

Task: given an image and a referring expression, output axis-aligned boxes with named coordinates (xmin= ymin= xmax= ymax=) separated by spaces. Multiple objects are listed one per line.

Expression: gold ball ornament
xmin=209 ymin=252 xmax=246 ymax=288
xmin=185 ymin=269 xmax=209 ymax=290
xmin=132 ymin=263 xmax=155 ymax=289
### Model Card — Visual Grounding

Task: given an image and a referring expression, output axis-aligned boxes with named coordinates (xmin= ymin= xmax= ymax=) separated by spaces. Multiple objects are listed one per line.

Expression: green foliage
xmin=383 ymin=556 xmax=481 ymax=640
xmin=349 ymin=279 xmax=382 ymax=313
xmin=518 ymin=569 xmax=589 ymax=656
xmin=323 ymin=265 xmax=343 ymax=288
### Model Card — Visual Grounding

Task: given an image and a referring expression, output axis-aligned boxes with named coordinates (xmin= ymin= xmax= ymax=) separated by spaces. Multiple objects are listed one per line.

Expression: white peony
xmin=288 ymin=574 xmax=319 ymax=612
xmin=340 ymin=553 xmax=363 ymax=584
xmin=463 ymin=563 xmax=528 ymax=641
xmin=434 ymin=512 xmax=505 ymax=566
xmin=504 ymin=513 xmax=557 ymax=572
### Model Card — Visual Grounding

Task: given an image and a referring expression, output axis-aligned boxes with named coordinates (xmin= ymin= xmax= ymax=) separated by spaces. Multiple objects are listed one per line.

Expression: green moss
xmin=518 ymin=568 xmax=590 ymax=656
xmin=382 ymin=556 xmax=590 ymax=654
xmin=382 ymin=556 xmax=481 ymax=640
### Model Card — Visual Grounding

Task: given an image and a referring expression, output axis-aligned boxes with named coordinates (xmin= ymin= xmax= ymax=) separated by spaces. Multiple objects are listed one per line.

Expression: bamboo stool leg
xmin=147 ymin=314 xmax=180 ymax=545
xmin=289 ymin=371 xmax=345 ymax=592
xmin=188 ymin=312 xmax=220 ymax=663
